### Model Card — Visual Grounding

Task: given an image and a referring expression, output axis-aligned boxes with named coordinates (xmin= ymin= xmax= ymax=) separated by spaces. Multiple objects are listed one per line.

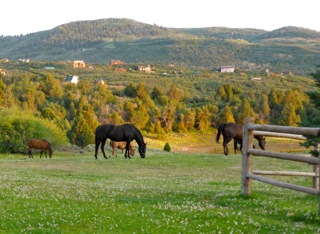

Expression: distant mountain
xmin=251 ymin=26 xmax=320 ymax=42
xmin=0 ymin=18 xmax=320 ymax=75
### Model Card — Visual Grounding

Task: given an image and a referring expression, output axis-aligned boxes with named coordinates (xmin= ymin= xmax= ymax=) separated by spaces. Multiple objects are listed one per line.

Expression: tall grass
xmin=0 ymin=151 xmax=319 ymax=233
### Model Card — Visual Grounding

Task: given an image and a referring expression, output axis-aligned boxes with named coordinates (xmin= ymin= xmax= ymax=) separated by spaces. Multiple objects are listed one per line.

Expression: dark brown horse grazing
xmin=95 ymin=123 xmax=146 ymax=159
xmin=28 ymin=139 xmax=52 ymax=158
xmin=216 ymin=122 xmax=266 ymax=156
xmin=110 ymin=140 xmax=135 ymax=157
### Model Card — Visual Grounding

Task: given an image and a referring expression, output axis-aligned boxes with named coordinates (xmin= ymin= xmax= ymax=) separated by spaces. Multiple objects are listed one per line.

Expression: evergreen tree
xmin=163 ymin=142 xmax=171 ymax=152
xmin=151 ymin=86 xmax=163 ymax=100
xmin=43 ymin=74 xmax=63 ymax=99
xmin=67 ymin=114 xmax=93 ymax=148
xmin=136 ymin=82 xmax=148 ymax=99
xmin=300 ymin=66 xmax=320 ymax=156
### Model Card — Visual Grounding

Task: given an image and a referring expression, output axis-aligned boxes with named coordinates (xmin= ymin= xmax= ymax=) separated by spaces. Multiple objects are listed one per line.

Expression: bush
xmin=0 ymin=108 xmax=68 ymax=153
xmin=163 ymin=142 xmax=171 ymax=152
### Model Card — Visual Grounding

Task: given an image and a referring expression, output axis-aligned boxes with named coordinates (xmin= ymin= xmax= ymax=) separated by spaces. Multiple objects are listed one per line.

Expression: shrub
xmin=163 ymin=142 xmax=171 ymax=152
xmin=0 ymin=108 xmax=68 ymax=153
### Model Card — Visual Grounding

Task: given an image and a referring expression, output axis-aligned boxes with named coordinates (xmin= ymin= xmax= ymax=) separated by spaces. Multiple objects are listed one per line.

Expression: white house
xmin=64 ymin=75 xmax=79 ymax=84
xmin=220 ymin=66 xmax=235 ymax=73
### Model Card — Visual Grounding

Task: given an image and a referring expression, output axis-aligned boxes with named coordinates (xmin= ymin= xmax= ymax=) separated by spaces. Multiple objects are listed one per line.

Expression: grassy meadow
xmin=0 ymin=143 xmax=320 ymax=233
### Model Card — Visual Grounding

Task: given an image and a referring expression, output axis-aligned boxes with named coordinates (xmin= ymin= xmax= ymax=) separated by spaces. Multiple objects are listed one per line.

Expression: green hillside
xmin=0 ymin=19 xmax=320 ymax=75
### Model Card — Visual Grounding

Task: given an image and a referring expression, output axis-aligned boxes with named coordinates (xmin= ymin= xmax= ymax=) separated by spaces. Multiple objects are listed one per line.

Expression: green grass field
xmin=0 ymin=150 xmax=319 ymax=233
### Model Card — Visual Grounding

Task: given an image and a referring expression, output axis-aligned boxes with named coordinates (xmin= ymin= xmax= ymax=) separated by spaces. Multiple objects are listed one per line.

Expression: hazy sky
xmin=1 ymin=0 xmax=319 ymax=36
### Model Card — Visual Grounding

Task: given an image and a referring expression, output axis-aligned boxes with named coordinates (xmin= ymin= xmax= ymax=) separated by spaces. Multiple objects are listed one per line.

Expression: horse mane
xmin=130 ymin=124 xmax=145 ymax=146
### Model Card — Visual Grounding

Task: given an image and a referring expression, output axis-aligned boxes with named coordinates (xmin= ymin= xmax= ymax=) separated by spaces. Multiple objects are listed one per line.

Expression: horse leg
xmin=125 ymin=142 xmax=131 ymax=159
xmin=100 ymin=139 xmax=108 ymax=159
xmin=234 ymin=140 xmax=237 ymax=154
xmin=112 ymin=147 xmax=117 ymax=157
xmin=223 ymin=138 xmax=232 ymax=156
xmin=28 ymin=148 xmax=33 ymax=158
xmin=223 ymin=139 xmax=228 ymax=156
xmin=94 ymin=141 xmax=100 ymax=159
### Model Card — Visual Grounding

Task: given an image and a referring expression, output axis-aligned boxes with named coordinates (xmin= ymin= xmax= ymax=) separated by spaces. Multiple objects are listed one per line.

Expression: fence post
xmin=318 ymin=146 xmax=320 ymax=216
xmin=242 ymin=117 xmax=255 ymax=196
xmin=313 ymin=165 xmax=319 ymax=189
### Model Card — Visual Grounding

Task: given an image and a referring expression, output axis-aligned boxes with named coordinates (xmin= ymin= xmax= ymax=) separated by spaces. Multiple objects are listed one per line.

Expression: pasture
xmin=0 ymin=149 xmax=319 ymax=233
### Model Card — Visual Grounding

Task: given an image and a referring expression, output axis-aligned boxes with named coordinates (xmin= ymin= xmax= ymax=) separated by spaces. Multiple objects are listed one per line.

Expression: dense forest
xmin=1 ymin=18 xmax=320 ymax=75
xmin=0 ymin=60 xmax=318 ymax=153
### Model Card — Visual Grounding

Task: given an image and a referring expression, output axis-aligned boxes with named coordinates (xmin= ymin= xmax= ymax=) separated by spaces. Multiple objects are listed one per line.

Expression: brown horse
xmin=28 ymin=139 xmax=52 ymax=158
xmin=216 ymin=122 xmax=266 ymax=156
xmin=110 ymin=140 xmax=135 ymax=157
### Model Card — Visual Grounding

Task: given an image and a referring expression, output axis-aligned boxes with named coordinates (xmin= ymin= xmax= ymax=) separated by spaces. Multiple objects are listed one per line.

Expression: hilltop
xmin=0 ymin=18 xmax=320 ymax=75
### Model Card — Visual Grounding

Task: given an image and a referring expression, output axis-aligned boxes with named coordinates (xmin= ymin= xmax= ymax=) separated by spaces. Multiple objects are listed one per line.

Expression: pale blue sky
xmin=1 ymin=0 xmax=319 ymax=36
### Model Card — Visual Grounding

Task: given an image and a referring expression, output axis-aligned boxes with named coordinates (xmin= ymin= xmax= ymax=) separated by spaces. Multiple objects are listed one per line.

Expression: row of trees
xmin=0 ymin=65 xmax=317 ymax=153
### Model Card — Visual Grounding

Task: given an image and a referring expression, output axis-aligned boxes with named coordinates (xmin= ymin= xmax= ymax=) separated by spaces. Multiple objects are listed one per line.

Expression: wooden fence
xmin=241 ymin=118 xmax=320 ymax=201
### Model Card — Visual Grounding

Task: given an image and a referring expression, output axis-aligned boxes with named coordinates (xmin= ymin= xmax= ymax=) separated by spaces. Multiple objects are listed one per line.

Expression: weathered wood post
xmin=242 ymin=117 xmax=255 ymax=196
xmin=313 ymin=165 xmax=319 ymax=190
xmin=317 ymin=145 xmax=320 ymax=216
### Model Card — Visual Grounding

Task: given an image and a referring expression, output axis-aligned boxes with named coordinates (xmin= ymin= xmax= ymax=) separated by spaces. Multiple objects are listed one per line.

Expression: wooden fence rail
xmin=241 ymin=118 xmax=320 ymax=207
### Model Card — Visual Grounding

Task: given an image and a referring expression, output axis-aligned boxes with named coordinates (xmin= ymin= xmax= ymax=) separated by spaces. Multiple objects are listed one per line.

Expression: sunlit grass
xmin=0 ymin=152 xmax=319 ymax=233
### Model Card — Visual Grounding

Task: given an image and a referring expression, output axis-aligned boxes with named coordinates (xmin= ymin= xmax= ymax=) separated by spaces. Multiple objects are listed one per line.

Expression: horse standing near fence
xmin=94 ymin=123 xmax=146 ymax=159
xmin=28 ymin=139 xmax=53 ymax=158
xmin=216 ymin=122 xmax=266 ymax=155
xmin=110 ymin=140 xmax=135 ymax=157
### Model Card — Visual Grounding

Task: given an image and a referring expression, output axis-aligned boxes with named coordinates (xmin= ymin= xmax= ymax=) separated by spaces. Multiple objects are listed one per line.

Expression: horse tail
xmin=47 ymin=141 xmax=53 ymax=158
xmin=216 ymin=124 xmax=225 ymax=143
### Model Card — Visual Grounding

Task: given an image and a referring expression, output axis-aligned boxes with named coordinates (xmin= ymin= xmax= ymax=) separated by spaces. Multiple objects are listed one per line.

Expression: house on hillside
xmin=0 ymin=58 xmax=9 ymax=63
xmin=19 ymin=58 xmax=29 ymax=63
xmin=220 ymin=66 xmax=235 ymax=73
xmin=64 ymin=75 xmax=79 ymax=84
xmin=73 ymin=60 xmax=85 ymax=68
xmin=138 ymin=65 xmax=151 ymax=73
xmin=109 ymin=59 xmax=125 ymax=66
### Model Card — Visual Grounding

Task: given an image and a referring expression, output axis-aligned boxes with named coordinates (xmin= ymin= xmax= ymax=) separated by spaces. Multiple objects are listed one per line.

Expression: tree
xmin=235 ymin=99 xmax=255 ymax=124
xmin=0 ymin=108 xmax=68 ymax=153
xmin=0 ymin=79 xmax=6 ymax=106
xmin=151 ymin=86 xmax=163 ymax=100
xmin=43 ymin=74 xmax=63 ymax=99
xmin=279 ymin=103 xmax=301 ymax=126
xmin=168 ymin=84 xmax=184 ymax=102
xmin=219 ymin=106 xmax=235 ymax=123
xmin=124 ymin=83 xmax=136 ymax=97
xmin=195 ymin=106 xmax=211 ymax=132
xmin=67 ymin=114 xmax=93 ymax=148
xmin=300 ymin=66 xmax=320 ymax=156
xmin=136 ymin=82 xmax=148 ymax=99
xmin=163 ymin=142 xmax=171 ymax=152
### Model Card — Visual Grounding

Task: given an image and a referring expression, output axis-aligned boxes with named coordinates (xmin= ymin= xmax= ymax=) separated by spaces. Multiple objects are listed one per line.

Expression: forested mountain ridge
xmin=1 ymin=18 xmax=320 ymax=75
